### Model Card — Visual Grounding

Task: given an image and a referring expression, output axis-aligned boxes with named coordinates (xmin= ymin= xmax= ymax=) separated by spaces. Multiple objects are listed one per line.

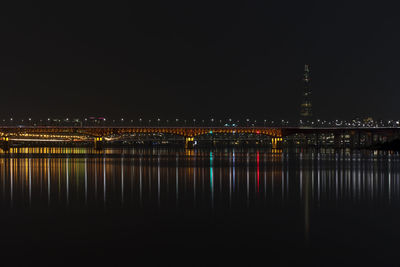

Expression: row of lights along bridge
xmin=0 ymin=117 xmax=398 ymax=128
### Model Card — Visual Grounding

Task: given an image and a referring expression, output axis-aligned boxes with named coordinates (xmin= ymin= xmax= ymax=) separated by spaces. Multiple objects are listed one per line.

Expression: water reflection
xmin=0 ymin=148 xmax=399 ymax=210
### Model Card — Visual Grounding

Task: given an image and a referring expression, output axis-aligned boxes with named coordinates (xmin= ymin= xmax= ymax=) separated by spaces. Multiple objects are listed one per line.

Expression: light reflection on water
xmin=0 ymin=148 xmax=398 ymax=209
xmin=1 ymin=147 xmax=400 ymax=265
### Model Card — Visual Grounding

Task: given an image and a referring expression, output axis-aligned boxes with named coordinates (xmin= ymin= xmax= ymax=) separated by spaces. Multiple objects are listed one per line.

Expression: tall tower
xmin=300 ymin=64 xmax=313 ymax=118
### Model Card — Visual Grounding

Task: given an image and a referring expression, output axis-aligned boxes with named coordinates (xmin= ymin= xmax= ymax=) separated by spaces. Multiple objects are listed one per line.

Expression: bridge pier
xmin=333 ymin=133 xmax=342 ymax=148
xmin=271 ymin=137 xmax=282 ymax=149
xmin=356 ymin=131 xmax=361 ymax=148
xmin=0 ymin=137 xmax=10 ymax=151
xmin=185 ymin=137 xmax=194 ymax=149
xmin=94 ymin=137 xmax=104 ymax=150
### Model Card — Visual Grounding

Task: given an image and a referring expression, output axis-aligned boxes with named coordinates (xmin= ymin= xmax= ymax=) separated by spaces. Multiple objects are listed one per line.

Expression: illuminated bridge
xmin=0 ymin=126 xmax=399 ymax=149
xmin=0 ymin=126 xmax=282 ymax=149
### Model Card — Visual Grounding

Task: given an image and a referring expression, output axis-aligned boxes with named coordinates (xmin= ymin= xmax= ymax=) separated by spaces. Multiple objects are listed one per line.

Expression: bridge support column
xmin=334 ymin=134 xmax=341 ymax=148
xmin=364 ymin=133 xmax=372 ymax=147
xmin=185 ymin=137 xmax=194 ymax=149
xmin=0 ymin=137 xmax=10 ymax=151
xmin=94 ymin=137 xmax=104 ymax=150
xmin=272 ymin=137 xmax=282 ymax=149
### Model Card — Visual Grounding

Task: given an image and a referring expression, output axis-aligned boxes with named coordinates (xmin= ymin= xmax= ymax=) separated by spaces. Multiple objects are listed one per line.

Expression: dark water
xmin=0 ymin=147 xmax=400 ymax=266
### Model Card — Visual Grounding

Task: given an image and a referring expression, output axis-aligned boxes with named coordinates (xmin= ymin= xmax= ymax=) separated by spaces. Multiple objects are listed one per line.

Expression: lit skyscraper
xmin=300 ymin=64 xmax=313 ymax=118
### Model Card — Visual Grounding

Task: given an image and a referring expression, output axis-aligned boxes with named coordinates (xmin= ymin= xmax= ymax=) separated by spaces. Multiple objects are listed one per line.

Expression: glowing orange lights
xmin=0 ymin=127 xmax=282 ymax=145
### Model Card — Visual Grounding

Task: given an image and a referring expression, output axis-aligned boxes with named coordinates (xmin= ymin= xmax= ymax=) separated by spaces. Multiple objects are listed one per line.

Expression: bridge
xmin=0 ymin=126 xmax=282 ymax=149
xmin=0 ymin=125 xmax=398 ymax=149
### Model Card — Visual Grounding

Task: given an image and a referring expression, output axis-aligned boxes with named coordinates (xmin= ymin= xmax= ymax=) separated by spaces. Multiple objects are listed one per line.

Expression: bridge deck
xmin=0 ymin=126 xmax=398 ymax=138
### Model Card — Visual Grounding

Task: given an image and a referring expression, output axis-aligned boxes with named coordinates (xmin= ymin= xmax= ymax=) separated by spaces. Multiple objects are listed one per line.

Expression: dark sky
xmin=0 ymin=1 xmax=399 ymax=121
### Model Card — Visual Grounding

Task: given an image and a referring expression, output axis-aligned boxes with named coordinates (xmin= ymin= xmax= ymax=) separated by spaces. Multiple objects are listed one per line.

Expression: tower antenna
xmin=300 ymin=64 xmax=313 ymax=119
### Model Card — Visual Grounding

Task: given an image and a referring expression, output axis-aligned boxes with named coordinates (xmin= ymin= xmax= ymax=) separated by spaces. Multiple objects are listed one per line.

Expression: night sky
xmin=0 ymin=1 xmax=399 ymax=121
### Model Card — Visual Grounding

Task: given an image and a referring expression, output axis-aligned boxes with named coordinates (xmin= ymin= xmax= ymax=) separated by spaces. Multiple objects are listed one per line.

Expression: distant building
xmin=300 ymin=64 xmax=313 ymax=118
